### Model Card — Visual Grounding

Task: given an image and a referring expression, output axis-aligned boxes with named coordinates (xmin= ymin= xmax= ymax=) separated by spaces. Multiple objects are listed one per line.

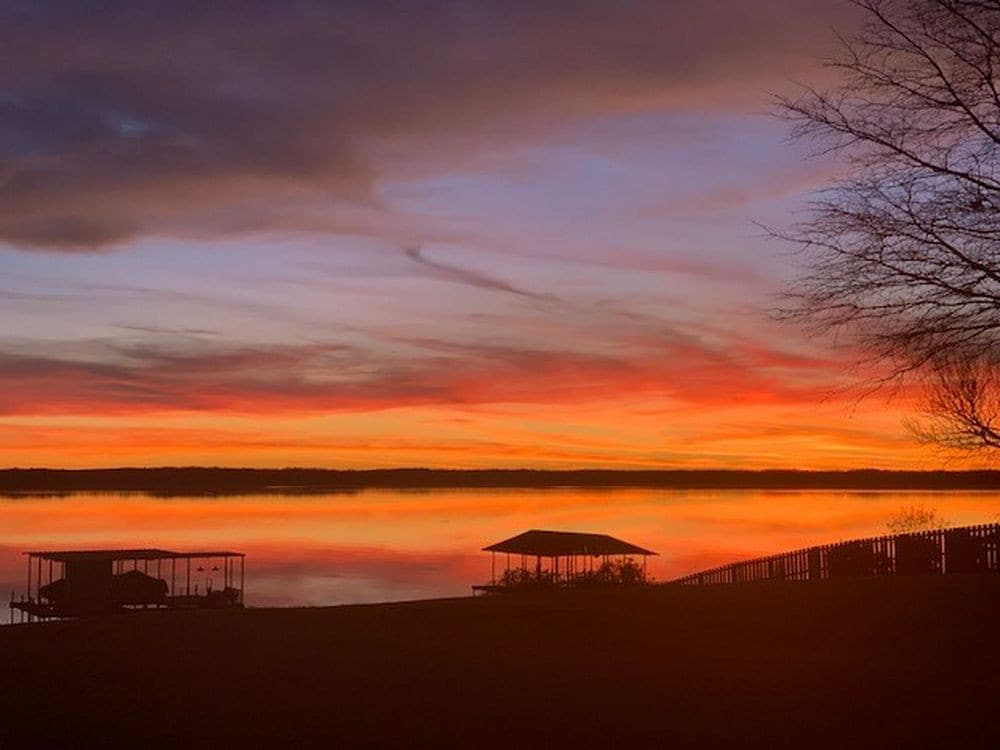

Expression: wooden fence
xmin=673 ymin=523 xmax=1000 ymax=585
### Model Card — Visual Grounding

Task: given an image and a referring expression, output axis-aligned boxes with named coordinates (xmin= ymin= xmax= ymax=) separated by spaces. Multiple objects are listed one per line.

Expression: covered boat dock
xmin=10 ymin=549 xmax=245 ymax=622
xmin=475 ymin=529 xmax=656 ymax=594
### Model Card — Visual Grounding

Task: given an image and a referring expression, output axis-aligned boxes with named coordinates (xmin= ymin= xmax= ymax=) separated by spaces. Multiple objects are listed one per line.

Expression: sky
xmin=0 ymin=0 xmax=976 ymax=469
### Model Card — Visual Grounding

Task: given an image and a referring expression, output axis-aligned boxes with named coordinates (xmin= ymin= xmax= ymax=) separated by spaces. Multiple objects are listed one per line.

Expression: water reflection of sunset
xmin=4 ymin=489 xmax=1000 ymax=609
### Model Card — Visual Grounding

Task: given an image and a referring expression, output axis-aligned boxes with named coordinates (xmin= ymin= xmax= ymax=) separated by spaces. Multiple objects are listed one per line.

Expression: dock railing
xmin=672 ymin=523 xmax=1000 ymax=585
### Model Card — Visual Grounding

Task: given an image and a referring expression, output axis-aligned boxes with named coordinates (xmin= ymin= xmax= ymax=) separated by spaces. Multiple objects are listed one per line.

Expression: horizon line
xmin=4 ymin=466 xmax=1000 ymax=494
xmin=4 ymin=467 xmax=1000 ymax=474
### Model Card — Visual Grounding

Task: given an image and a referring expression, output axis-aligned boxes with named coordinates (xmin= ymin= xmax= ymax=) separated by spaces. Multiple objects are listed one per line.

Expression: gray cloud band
xmin=0 ymin=0 xmax=851 ymax=250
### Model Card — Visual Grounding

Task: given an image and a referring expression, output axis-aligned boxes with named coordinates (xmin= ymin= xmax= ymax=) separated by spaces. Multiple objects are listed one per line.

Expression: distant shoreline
xmin=3 ymin=467 xmax=1000 ymax=494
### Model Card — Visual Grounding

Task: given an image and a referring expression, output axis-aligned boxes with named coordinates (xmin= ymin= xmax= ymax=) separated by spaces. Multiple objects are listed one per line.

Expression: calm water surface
xmin=3 ymin=489 xmax=1000 ymax=609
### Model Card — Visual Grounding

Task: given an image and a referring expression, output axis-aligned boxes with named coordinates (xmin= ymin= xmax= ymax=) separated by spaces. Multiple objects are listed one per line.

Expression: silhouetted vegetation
xmin=497 ymin=568 xmax=560 ymax=590
xmin=496 ymin=558 xmax=647 ymax=591
xmin=885 ymin=504 xmax=952 ymax=533
xmin=573 ymin=558 xmax=647 ymax=587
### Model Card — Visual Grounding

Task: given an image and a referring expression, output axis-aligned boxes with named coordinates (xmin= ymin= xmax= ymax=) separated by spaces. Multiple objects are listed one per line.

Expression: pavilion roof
xmin=23 ymin=549 xmax=244 ymax=562
xmin=483 ymin=530 xmax=656 ymax=557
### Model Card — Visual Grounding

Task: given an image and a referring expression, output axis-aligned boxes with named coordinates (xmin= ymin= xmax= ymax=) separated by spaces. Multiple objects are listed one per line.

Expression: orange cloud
xmin=0 ymin=330 xmax=847 ymax=418
xmin=0 ymin=320 xmax=963 ymax=470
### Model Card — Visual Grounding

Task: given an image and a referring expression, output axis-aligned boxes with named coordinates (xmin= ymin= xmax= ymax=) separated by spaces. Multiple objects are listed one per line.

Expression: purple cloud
xmin=0 ymin=0 xmax=854 ymax=249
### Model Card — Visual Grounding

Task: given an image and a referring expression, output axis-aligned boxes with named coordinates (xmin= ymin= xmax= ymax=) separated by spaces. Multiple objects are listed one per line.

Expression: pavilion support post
xmin=240 ymin=556 xmax=245 ymax=605
xmin=171 ymin=558 xmax=176 ymax=596
xmin=26 ymin=556 xmax=31 ymax=606
xmin=36 ymin=556 xmax=41 ymax=603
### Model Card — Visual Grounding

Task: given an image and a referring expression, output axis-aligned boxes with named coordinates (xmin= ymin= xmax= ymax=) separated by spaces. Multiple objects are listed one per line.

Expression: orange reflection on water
xmin=2 ymin=489 xmax=1000 ymax=608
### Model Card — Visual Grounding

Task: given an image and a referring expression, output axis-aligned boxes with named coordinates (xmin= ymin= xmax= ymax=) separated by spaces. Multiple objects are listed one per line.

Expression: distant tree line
xmin=6 ymin=467 xmax=1000 ymax=494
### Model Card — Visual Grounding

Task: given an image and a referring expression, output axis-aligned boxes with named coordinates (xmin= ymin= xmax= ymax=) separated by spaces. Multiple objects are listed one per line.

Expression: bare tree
xmin=908 ymin=353 xmax=1000 ymax=448
xmin=885 ymin=503 xmax=951 ymax=532
xmin=778 ymin=0 xmax=1000 ymax=450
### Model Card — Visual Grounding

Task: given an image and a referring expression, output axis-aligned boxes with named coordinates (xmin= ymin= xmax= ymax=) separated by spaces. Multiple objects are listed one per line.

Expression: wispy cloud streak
xmin=403 ymin=246 xmax=554 ymax=301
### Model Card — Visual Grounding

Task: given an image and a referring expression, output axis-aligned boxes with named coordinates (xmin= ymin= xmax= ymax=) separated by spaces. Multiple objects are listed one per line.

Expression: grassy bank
xmin=2 ymin=577 xmax=998 ymax=747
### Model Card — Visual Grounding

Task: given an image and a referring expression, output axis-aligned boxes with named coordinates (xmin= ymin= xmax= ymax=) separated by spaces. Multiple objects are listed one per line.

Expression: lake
xmin=3 ymin=489 xmax=1000 ymax=610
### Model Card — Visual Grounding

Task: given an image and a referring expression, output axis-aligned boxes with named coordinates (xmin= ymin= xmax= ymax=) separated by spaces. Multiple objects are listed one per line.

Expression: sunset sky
xmin=0 ymin=0 xmax=970 ymax=469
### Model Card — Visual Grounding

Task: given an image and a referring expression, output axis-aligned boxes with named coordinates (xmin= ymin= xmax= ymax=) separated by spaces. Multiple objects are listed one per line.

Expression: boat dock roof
xmin=483 ymin=530 xmax=656 ymax=557
xmin=23 ymin=549 xmax=244 ymax=562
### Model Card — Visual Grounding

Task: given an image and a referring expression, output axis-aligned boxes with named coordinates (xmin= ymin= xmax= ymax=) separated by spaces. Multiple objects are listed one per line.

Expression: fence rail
xmin=672 ymin=523 xmax=1000 ymax=586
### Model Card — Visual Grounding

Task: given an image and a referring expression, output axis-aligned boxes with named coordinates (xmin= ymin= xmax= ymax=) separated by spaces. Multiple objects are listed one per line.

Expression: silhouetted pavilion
xmin=474 ymin=529 xmax=656 ymax=594
xmin=9 ymin=549 xmax=245 ymax=622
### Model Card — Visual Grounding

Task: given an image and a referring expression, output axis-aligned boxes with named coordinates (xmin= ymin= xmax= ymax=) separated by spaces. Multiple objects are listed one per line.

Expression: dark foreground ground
xmin=1 ymin=577 xmax=998 ymax=748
